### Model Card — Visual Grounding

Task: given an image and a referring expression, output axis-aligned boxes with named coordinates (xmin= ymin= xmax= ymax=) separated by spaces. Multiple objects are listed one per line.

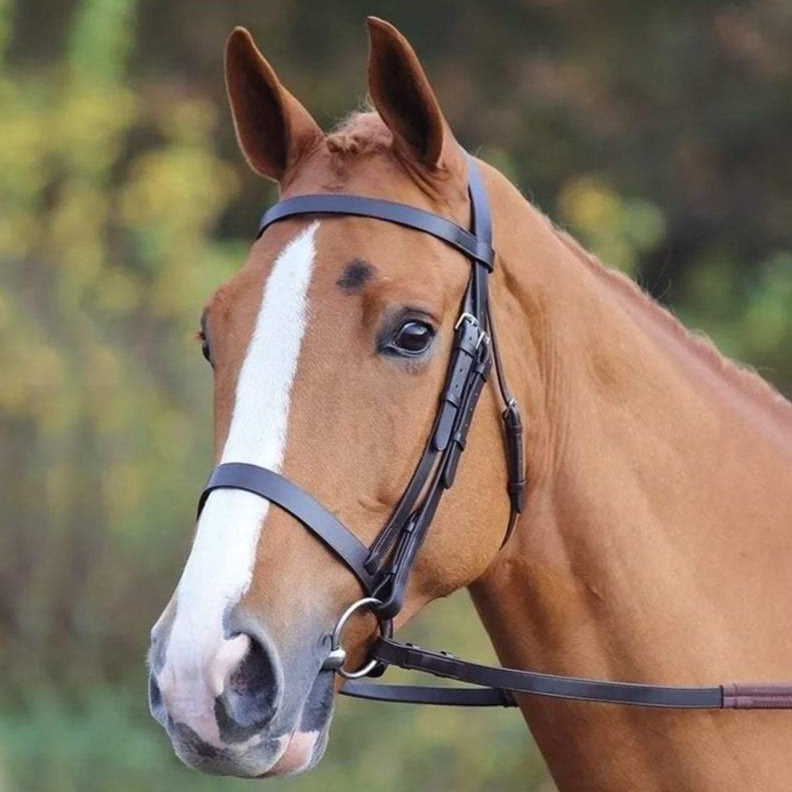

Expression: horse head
xmin=148 ymin=18 xmax=520 ymax=777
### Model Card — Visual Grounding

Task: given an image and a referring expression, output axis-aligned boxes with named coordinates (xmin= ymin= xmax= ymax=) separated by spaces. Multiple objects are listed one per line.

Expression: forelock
xmin=325 ymin=111 xmax=393 ymax=157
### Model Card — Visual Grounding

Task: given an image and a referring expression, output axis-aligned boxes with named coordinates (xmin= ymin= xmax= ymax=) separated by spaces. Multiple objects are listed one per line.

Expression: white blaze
xmin=158 ymin=223 xmax=319 ymax=742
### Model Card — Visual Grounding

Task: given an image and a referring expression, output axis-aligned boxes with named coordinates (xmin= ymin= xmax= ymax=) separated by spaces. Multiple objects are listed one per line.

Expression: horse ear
xmin=224 ymin=27 xmax=322 ymax=182
xmin=366 ymin=17 xmax=461 ymax=172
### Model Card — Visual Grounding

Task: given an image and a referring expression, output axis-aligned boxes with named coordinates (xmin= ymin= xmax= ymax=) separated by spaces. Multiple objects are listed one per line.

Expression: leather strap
xmin=199 ymin=463 xmax=378 ymax=595
xmin=366 ymin=638 xmax=724 ymax=708
xmin=338 ymin=639 xmax=792 ymax=710
xmin=464 ymin=152 xmax=492 ymax=320
xmin=363 ymin=415 xmax=442 ymax=576
xmin=258 ymin=194 xmax=495 ymax=270
xmin=340 ymin=679 xmax=516 ymax=707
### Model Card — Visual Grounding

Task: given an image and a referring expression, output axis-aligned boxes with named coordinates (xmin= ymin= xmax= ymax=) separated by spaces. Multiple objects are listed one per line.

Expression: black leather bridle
xmin=197 ymin=153 xmax=791 ymax=711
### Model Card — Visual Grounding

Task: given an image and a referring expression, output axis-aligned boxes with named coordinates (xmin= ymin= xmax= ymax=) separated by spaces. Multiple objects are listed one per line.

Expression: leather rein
xmin=198 ymin=153 xmax=792 ymax=711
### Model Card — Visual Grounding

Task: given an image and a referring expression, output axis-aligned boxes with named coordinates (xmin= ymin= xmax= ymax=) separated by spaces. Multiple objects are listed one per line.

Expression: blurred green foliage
xmin=0 ymin=0 xmax=789 ymax=790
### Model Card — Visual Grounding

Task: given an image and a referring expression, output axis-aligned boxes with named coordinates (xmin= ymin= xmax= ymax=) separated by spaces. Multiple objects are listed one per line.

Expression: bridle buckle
xmin=454 ymin=311 xmax=477 ymax=330
xmin=454 ymin=311 xmax=488 ymax=349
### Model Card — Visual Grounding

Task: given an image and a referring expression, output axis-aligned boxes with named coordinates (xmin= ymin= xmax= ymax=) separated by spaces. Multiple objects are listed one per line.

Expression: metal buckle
xmin=454 ymin=312 xmax=488 ymax=349
xmin=454 ymin=312 xmax=477 ymax=330
xmin=322 ymin=597 xmax=393 ymax=679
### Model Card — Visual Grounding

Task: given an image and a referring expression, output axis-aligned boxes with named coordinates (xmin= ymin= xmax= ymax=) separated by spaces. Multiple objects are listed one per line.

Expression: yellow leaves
xmin=160 ymin=99 xmax=219 ymax=146
xmin=0 ymin=305 xmax=65 ymax=423
xmin=0 ymin=79 xmax=50 ymax=257
xmin=0 ymin=209 xmax=38 ymax=260
xmin=103 ymin=461 xmax=145 ymax=521
xmin=0 ymin=79 xmax=48 ymax=202
xmin=1 ymin=5 xmax=235 ymax=775
xmin=559 ymin=174 xmax=622 ymax=230
xmin=120 ymin=99 xmax=237 ymax=236
xmin=93 ymin=266 xmax=140 ymax=315
xmin=50 ymin=181 xmax=108 ymax=275
xmin=87 ymin=342 xmax=121 ymax=396
xmin=54 ymin=85 xmax=138 ymax=178
xmin=0 ymin=69 xmax=238 ymax=470
xmin=120 ymin=142 xmax=238 ymax=241
xmin=118 ymin=99 xmax=239 ymax=318
xmin=558 ymin=174 xmax=666 ymax=274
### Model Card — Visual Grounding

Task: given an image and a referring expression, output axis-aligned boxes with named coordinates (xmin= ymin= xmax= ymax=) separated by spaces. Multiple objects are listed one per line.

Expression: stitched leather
xmin=721 ymin=683 xmax=792 ymax=709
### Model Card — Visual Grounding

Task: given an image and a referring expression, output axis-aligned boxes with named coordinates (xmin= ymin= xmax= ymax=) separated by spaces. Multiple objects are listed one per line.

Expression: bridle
xmin=197 ymin=153 xmax=792 ymax=711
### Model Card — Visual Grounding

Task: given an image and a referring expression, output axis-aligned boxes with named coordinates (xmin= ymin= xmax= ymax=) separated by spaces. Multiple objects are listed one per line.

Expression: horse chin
xmin=167 ymin=715 xmax=332 ymax=779
xmin=168 ymin=719 xmax=331 ymax=780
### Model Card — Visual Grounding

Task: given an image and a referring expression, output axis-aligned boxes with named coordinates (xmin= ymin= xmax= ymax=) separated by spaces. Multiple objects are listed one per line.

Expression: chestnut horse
xmin=148 ymin=18 xmax=792 ymax=790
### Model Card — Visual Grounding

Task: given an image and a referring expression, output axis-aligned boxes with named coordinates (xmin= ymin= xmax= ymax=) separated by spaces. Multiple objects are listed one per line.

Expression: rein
xmin=198 ymin=153 xmax=792 ymax=711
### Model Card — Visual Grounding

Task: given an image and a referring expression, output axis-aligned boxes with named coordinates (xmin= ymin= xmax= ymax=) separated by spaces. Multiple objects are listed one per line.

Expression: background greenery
xmin=1 ymin=1 xmax=789 ymax=790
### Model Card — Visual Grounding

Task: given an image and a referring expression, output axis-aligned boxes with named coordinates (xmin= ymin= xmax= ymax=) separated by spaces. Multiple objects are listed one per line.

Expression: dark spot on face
xmin=336 ymin=258 xmax=375 ymax=293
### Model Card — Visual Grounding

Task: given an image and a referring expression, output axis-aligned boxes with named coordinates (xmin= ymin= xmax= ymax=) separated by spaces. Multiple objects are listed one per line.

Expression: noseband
xmin=197 ymin=153 xmax=792 ymax=711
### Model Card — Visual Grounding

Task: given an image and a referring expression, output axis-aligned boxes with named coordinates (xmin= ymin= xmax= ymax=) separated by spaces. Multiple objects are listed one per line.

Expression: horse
xmin=148 ymin=17 xmax=792 ymax=790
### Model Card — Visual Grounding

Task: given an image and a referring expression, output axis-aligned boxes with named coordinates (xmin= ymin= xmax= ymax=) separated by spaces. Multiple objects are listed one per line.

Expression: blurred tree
xmin=0 ymin=0 xmax=241 ymax=688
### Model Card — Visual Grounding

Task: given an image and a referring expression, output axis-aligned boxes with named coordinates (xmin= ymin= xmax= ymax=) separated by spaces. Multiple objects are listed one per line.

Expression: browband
xmin=257 ymin=194 xmax=495 ymax=270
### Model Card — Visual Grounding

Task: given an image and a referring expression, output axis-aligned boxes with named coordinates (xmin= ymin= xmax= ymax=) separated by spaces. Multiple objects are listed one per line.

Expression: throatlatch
xmin=198 ymin=153 xmax=792 ymax=711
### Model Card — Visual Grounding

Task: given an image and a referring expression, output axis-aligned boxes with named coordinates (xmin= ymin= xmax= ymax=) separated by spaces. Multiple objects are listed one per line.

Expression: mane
xmin=551 ymin=223 xmax=792 ymax=422
xmin=325 ymin=110 xmax=392 ymax=157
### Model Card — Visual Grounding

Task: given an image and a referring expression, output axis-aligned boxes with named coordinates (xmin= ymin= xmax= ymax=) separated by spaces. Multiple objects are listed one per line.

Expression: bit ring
xmin=323 ymin=597 xmax=393 ymax=679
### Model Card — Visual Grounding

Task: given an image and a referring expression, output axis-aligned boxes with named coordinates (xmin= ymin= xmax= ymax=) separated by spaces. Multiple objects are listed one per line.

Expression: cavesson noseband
xmin=198 ymin=153 xmax=792 ymax=710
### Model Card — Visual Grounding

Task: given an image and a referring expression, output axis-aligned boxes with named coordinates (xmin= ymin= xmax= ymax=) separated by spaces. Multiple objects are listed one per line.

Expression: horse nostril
xmin=148 ymin=672 xmax=169 ymax=729
xmin=149 ymin=673 xmax=163 ymax=709
xmin=229 ymin=637 xmax=276 ymax=701
xmin=215 ymin=632 xmax=282 ymax=743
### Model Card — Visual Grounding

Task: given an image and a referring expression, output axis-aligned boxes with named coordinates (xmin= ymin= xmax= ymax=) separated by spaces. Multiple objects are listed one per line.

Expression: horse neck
xmin=470 ymin=172 xmax=792 ymax=791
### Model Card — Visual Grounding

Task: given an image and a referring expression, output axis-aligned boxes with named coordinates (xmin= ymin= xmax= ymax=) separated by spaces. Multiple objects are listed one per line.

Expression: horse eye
xmin=389 ymin=320 xmax=436 ymax=356
xmin=198 ymin=330 xmax=211 ymax=364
